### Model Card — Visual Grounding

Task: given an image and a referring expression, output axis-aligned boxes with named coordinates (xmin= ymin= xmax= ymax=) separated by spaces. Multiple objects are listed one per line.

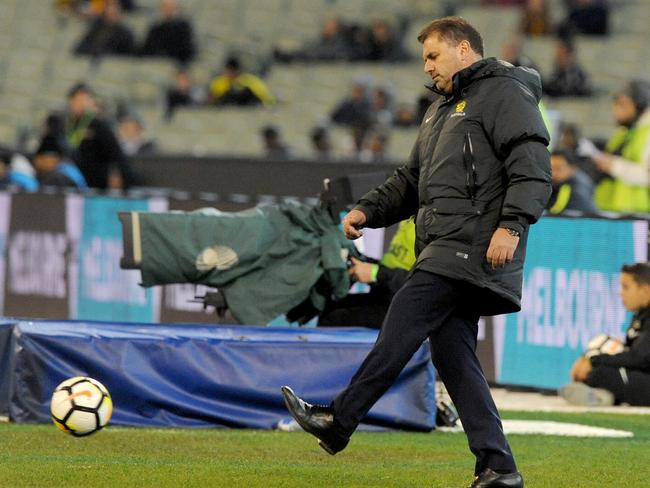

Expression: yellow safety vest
xmin=548 ymin=184 xmax=572 ymax=214
xmin=594 ymin=124 xmax=650 ymax=213
xmin=380 ymin=219 xmax=416 ymax=270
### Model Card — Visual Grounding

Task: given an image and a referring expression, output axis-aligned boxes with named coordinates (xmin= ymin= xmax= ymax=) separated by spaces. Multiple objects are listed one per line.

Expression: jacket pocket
xmin=416 ymin=198 xmax=485 ymax=249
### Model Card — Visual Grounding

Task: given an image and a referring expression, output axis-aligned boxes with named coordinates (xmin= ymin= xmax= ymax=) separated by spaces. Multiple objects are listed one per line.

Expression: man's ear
xmin=459 ymin=40 xmax=471 ymax=60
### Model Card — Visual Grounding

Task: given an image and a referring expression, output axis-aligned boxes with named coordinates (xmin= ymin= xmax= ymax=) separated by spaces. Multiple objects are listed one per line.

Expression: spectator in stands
xmin=140 ymin=0 xmax=196 ymax=65
xmin=41 ymin=112 xmax=72 ymax=152
xmin=359 ymin=131 xmax=390 ymax=163
xmin=371 ymin=86 xmax=394 ymax=127
xmin=352 ymin=19 xmax=411 ymax=62
xmin=0 ymin=149 xmax=38 ymax=192
xmin=560 ymin=262 xmax=650 ymax=406
xmin=164 ymin=68 xmax=206 ymax=120
xmin=393 ymin=103 xmax=418 ymax=127
xmin=56 ymin=0 xmax=137 ymax=18
xmin=520 ymin=0 xmax=553 ymax=36
xmin=319 ymin=219 xmax=415 ymax=328
xmin=117 ymin=0 xmax=137 ymax=11
xmin=274 ymin=16 xmax=352 ymax=62
xmin=33 ymin=135 xmax=88 ymax=191
xmin=310 ymin=126 xmax=334 ymax=161
xmin=331 ymin=77 xmax=374 ymax=152
xmin=74 ymin=0 xmax=135 ymax=58
xmin=543 ymin=37 xmax=593 ymax=97
xmin=590 ymin=80 xmax=650 ymax=213
xmin=117 ymin=113 xmax=157 ymax=156
xmin=394 ymin=90 xmax=437 ymax=127
xmin=557 ymin=122 xmax=580 ymax=153
xmin=500 ymin=36 xmax=539 ymax=72
xmin=260 ymin=125 xmax=293 ymax=160
xmin=558 ymin=0 xmax=609 ymax=37
xmin=546 ymin=150 xmax=596 ymax=214
xmin=62 ymin=82 xmax=134 ymax=189
xmin=208 ymin=57 xmax=275 ymax=107
xmin=556 ymin=122 xmax=604 ymax=182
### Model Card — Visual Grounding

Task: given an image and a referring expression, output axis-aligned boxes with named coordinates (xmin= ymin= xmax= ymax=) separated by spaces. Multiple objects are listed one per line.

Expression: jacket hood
xmin=427 ymin=57 xmax=543 ymax=102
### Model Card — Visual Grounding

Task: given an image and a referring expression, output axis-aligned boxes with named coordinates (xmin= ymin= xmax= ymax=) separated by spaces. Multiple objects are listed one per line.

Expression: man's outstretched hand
xmin=342 ymin=209 xmax=366 ymax=240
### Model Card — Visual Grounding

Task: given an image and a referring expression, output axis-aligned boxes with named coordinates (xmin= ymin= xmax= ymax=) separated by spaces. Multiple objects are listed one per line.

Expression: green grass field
xmin=1 ymin=411 xmax=648 ymax=487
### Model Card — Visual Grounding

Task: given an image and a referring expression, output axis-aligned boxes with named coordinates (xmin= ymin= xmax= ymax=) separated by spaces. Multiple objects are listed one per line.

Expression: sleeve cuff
xmin=498 ymin=220 xmax=525 ymax=235
xmin=589 ymin=354 xmax=603 ymax=366
xmin=370 ymin=264 xmax=380 ymax=283
xmin=353 ymin=205 xmax=374 ymax=227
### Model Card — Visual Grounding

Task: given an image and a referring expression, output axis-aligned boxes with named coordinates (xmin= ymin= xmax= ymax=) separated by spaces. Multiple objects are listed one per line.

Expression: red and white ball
xmin=50 ymin=377 xmax=113 ymax=436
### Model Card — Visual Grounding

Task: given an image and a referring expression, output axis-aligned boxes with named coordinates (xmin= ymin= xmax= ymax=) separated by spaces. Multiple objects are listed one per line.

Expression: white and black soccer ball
xmin=585 ymin=334 xmax=624 ymax=359
xmin=50 ymin=377 xmax=113 ymax=436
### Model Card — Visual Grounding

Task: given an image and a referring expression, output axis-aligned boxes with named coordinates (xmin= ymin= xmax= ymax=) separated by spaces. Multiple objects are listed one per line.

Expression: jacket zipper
xmin=463 ymin=132 xmax=477 ymax=205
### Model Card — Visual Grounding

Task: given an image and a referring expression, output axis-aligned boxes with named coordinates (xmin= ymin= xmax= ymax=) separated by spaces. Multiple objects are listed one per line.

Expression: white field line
xmin=439 ymin=420 xmax=633 ymax=438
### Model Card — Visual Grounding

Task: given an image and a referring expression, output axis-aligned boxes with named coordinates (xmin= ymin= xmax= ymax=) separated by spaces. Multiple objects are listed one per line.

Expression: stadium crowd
xmin=0 ymin=0 xmax=645 ymax=216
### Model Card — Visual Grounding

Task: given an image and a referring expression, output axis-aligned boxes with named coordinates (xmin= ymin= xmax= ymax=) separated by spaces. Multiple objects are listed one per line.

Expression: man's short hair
xmin=67 ymin=82 xmax=93 ymax=99
xmin=417 ymin=16 xmax=484 ymax=57
xmin=622 ymin=263 xmax=650 ymax=286
xmin=261 ymin=125 xmax=279 ymax=139
xmin=225 ymin=56 xmax=241 ymax=71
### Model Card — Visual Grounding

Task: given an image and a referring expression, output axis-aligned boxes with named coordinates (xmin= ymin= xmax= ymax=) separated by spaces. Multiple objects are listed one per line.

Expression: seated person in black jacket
xmin=560 ymin=262 xmax=650 ymax=406
xmin=543 ymin=38 xmax=592 ymax=98
xmin=140 ymin=0 xmax=196 ymax=65
xmin=74 ymin=0 xmax=135 ymax=57
xmin=318 ymin=219 xmax=414 ymax=329
xmin=33 ymin=135 xmax=88 ymax=191
xmin=559 ymin=0 xmax=609 ymax=36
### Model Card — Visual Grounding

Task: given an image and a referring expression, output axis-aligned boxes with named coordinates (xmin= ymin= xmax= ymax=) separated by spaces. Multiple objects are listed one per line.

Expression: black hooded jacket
xmin=355 ymin=58 xmax=552 ymax=315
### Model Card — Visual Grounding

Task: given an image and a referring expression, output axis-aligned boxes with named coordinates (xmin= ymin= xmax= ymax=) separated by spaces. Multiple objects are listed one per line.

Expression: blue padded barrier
xmin=8 ymin=320 xmax=436 ymax=430
xmin=0 ymin=321 xmax=17 ymax=416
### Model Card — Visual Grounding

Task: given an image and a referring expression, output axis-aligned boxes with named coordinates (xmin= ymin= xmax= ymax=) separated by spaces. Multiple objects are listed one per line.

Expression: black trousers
xmin=330 ymin=270 xmax=517 ymax=475
xmin=586 ymin=365 xmax=650 ymax=406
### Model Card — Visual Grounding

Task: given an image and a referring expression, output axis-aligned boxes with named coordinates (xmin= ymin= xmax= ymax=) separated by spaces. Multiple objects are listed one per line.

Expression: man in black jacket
xmin=64 ymin=83 xmax=134 ymax=189
xmin=282 ymin=16 xmax=551 ymax=488
xmin=74 ymin=0 xmax=135 ymax=58
xmin=561 ymin=263 xmax=650 ymax=406
xmin=140 ymin=0 xmax=196 ymax=65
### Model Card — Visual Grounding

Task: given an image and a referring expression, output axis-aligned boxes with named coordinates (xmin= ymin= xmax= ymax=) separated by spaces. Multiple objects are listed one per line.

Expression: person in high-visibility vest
xmin=591 ymin=80 xmax=650 ymax=213
xmin=547 ymin=150 xmax=596 ymax=214
xmin=318 ymin=219 xmax=415 ymax=329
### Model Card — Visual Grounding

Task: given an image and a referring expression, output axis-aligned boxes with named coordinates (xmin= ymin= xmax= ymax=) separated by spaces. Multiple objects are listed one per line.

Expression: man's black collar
xmin=635 ymin=305 xmax=650 ymax=323
xmin=425 ymin=57 xmax=498 ymax=99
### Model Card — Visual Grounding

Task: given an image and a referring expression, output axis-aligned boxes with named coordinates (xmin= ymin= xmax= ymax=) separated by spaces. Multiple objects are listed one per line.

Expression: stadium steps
xmin=0 ymin=0 xmax=649 ymax=154
xmin=157 ymin=105 xmax=415 ymax=159
xmin=455 ymin=5 xmax=521 ymax=56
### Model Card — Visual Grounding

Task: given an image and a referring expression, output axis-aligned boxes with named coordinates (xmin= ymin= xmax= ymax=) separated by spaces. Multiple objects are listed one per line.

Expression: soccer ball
xmin=50 ymin=377 xmax=113 ymax=436
xmin=585 ymin=334 xmax=624 ymax=359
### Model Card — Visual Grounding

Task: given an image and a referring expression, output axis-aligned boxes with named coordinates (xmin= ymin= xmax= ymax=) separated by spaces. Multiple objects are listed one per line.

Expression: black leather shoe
xmin=281 ymin=386 xmax=349 ymax=455
xmin=468 ymin=468 xmax=524 ymax=487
